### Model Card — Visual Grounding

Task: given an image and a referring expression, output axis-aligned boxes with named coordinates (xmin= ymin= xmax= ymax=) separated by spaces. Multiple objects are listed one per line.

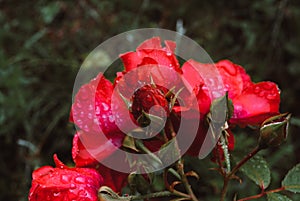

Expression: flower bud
xmin=131 ymin=84 xmax=169 ymax=127
xmin=258 ymin=113 xmax=291 ymax=149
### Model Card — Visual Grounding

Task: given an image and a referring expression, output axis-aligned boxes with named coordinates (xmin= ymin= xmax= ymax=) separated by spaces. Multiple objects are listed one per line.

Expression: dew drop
xmin=70 ymin=183 xmax=76 ymax=189
xmin=60 ymin=174 xmax=71 ymax=184
xmin=207 ymin=78 xmax=216 ymax=88
xmin=108 ymin=115 xmax=115 ymax=123
xmin=95 ymin=106 xmax=101 ymax=115
xmin=87 ymin=113 xmax=93 ymax=119
xmin=254 ymin=86 xmax=260 ymax=94
xmin=146 ymin=95 xmax=153 ymax=102
xmin=88 ymin=104 xmax=93 ymax=111
xmin=102 ymin=103 xmax=109 ymax=111
xmin=79 ymin=111 xmax=85 ymax=118
xmin=93 ymin=118 xmax=99 ymax=124
xmin=266 ymin=93 xmax=277 ymax=100
xmin=76 ymin=119 xmax=83 ymax=126
xmin=166 ymin=51 xmax=172 ymax=56
xmin=76 ymin=102 xmax=82 ymax=109
xmin=83 ymin=125 xmax=90 ymax=132
xmin=72 ymin=109 xmax=78 ymax=116
xmin=75 ymin=176 xmax=86 ymax=184
xmin=53 ymin=192 xmax=61 ymax=197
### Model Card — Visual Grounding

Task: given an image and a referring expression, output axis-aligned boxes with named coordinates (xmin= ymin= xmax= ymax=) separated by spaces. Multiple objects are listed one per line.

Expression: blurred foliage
xmin=1 ymin=0 xmax=300 ymax=200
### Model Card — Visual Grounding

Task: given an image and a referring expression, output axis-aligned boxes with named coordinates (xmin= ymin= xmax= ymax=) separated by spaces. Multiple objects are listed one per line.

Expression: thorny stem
xmin=177 ymin=160 xmax=199 ymax=201
xmin=220 ymin=146 xmax=261 ymax=201
xmin=167 ymin=118 xmax=199 ymax=201
xmin=163 ymin=169 xmax=192 ymax=199
xmin=220 ymin=133 xmax=231 ymax=172
xmin=237 ymin=187 xmax=286 ymax=201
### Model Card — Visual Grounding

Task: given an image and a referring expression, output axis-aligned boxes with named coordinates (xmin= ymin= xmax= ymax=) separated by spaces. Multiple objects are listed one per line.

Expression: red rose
xmin=71 ymin=73 xmax=128 ymax=165
xmin=29 ymin=155 xmax=102 ymax=201
xmin=229 ymin=81 xmax=280 ymax=126
xmin=182 ymin=59 xmax=280 ymax=126
xmin=215 ymin=60 xmax=280 ymax=126
xmin=182 ymin=59 xmax=280 ymax=156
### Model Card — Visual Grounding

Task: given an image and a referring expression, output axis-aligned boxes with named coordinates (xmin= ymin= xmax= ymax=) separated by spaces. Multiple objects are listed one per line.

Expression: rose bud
xmin=258 ymin=113 xmax=291 ymax=149
xmin=131 ymin=84 xmax=170 ymax=127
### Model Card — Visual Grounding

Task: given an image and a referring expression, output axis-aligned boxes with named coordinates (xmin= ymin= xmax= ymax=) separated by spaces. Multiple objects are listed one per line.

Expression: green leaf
xmin=98 ymin=186 xmax=130 ymax=201
xmin=282 ymin=163 xmax=300 ymax=193
xmin=267 ymin=193 xmax=292 ymax=201
xmin=240 ymin=155 xmax=271 ymax=189
xmin=209 ymin=93 xmax=228 ymax=124
xmin=158 ymin=139 xmax=181 ymax=166
xmin=128 ymin=173 xmax=150 ymax=194
xmin=122 ymin=135 xmax=139 ymax=152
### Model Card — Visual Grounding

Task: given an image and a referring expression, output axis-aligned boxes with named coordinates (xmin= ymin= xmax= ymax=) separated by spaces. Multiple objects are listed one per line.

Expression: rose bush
xmin=29 ymin=36 xmax=286 ymax=201
xmin=71 ymin=36 xmax=280 ymax=189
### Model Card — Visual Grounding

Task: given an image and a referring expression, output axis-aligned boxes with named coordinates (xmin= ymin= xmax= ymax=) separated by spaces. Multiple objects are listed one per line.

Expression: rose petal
xmin=216 ymin=60 xmax=252 ymax=99
xmin=71 ymin=73 xmax=126 ymax=164
xmin=137 ymin=37 xmax=162 ymax=50
xmin=120 ymin=37 xmax=181 ymax=73
xmin=72 ymin=131 xmax=123 ymax=167
xmin=230 ymin=81 xmax=280 ymax=126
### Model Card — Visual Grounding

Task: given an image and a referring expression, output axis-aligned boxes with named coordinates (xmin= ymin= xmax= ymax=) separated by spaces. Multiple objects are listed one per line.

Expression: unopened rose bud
xmin=258 ymin=113 xmax=291 ymax=149
xmin=131 ymin=84 xmax=169 ymax=127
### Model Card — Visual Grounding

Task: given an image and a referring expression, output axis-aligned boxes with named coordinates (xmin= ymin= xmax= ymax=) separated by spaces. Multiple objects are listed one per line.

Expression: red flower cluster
xmin=29 ymin=37 xmax=280 ymax=200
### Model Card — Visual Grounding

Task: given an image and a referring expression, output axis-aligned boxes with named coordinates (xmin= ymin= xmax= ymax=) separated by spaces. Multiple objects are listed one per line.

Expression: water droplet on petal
xmin=166 ymin=51 xmax=172 ymax=56
xmin=60 ymin=174 xmax=71 ymax=184
xmin=266 ymin=93 xmax=277 ymax=100
xmin=76 ymin=119 xmax=83 ymax=126
xmin=102 ymin=103 xmax=109 ymax=111
xmin=83 ymin=125 xmax=90 ymax=132
xmin=87 ymin=113 xmax=93 ymax=119
xmin=75 ymin=176 xmax=86 ymax=184
xmin=95 ymin=106 xmax=101 ymax=115
xmin=76 ymin=102 xmax=82 ymax=109
xmin=53 ymin=192 xmax=61 ymax=197
xmin=146 ymin=94 xmax=153 ymax=102
xmin=254 ymin=86 xmax=260 ymax=93
xmin=88 ymin=104 xmax=93 ymax=111
xmin=108 ymin=115 xmax=115 ymax=123
xmin=79 ymin=111 xmax=85 ymax=118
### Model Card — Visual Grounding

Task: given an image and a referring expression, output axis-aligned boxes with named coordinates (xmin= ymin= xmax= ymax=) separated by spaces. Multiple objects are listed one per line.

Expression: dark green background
xmin=1 ymin=0 xmax=300 ymax=200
